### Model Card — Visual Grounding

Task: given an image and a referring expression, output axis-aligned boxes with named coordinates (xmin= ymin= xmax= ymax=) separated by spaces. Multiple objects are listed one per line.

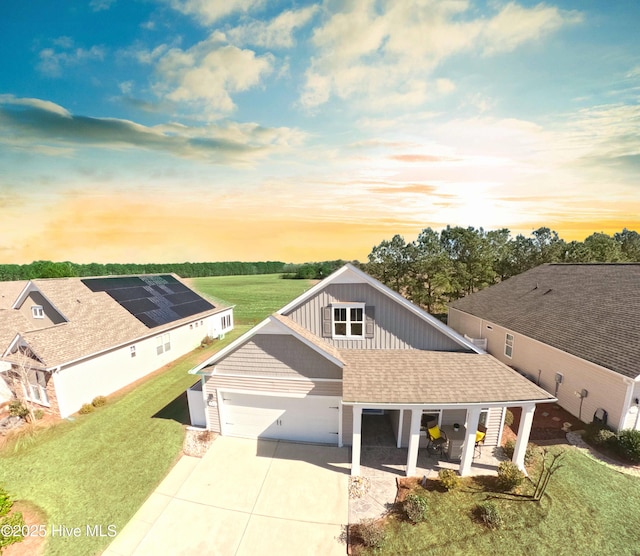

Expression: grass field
xmin=362 ymin=446 xmax=640 ymax=556
xmin=0 ymin=274 xmax=312 ymax=555
xmin=188 ymin=274 xmax=315 ymax=326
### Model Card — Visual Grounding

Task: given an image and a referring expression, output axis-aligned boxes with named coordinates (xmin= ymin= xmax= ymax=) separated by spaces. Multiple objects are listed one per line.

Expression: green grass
xmin=363 ymin=447 xmax=640 ymax=556
xmin=0 ymin=273 xmax=311 ymax=555
xmin=188 ymin=274 xmax=315 ymax=326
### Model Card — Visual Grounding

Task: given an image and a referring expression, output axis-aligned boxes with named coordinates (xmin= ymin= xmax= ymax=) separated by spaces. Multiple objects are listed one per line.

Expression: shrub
xmin=91 ymin=396 xmax=107 ymax=408
xmin=353 ymin=518 xmax=387 ymax=548
xmin=438 ymin=468 xmax=460 ymax=491
xmin=0 ymin=487 xmax=25 ymax=552
xmin=617 ymin=429 xmax=640 ymax=464
xmin=200 ymin=335 xmax=215 ymax=347
xmin=502 ymin=440 xmax=537 ymax=465
xmin=583 ymin=422 xmax=609 ymax=444
xmin=475 ymin=501 xmax=503 ymax=529
xmin=497 ymin=461 xmax=525 ymax=491
xmin=33 ymin=409 xmax=44 ymax=420
xmin=403 ymin=493 xmax=429 ymax=523
xmin=592 ymin=428 xmax=616 ymax=447
xmin=8 ymin=400 xmax=29 ymax=419
xmin=504 ymin=409 xmax=514 ymax=427
xmin=78 ymin=403 xmax=94 ymax=415
xmin=0 ymin=487 xmax=13 ymax=517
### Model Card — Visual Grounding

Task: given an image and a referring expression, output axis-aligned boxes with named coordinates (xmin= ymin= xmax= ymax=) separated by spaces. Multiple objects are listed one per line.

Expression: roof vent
xmin=543 ymin=288 xmax=553 ymax=295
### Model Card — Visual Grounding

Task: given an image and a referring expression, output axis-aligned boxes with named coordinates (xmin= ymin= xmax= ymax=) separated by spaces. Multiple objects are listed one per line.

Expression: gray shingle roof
xmin=341 ymin=349 xmax=554 ymax=404
xmin=449 ymin=263 xmax=640 ymax=379
xmin=0 ymin=275 xmax=227 ymax=368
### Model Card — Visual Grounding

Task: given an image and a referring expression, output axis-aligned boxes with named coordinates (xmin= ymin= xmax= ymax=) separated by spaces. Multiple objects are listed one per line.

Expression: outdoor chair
xmin=474 ymin=424 xmax=487 ymax=458
xmin=427 ymin=425 xmax=448 ymax=458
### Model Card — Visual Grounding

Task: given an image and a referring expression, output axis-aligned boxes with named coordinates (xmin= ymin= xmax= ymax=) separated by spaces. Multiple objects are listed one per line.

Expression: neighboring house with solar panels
xmin=187 ymin=263 xmax=554 ymax=477
xmin=448 ymin=264 xmax=640 ymax=432
xmin=0 ymin=275 xmax=233 ymax=418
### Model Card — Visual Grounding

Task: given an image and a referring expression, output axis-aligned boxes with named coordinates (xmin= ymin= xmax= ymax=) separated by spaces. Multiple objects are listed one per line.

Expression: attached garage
xmin=218 ymin=391 xmax=340 ymax=445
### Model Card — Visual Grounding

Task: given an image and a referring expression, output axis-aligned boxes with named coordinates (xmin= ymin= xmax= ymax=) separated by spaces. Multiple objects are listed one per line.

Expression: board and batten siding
xmin=204 ymin=374 xmax=342 ymax=434
xmin=215 ymin=334 xmax=342 ymax=380
xmin=448 ymin=308 xmax=630 ymax=430
xmin=285 ymin=283 xmax=466 ymax=351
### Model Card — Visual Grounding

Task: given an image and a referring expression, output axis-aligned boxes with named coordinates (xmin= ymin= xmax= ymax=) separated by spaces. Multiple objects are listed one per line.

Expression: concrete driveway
xmin=104 ymin=437 xmax=350 ymax=556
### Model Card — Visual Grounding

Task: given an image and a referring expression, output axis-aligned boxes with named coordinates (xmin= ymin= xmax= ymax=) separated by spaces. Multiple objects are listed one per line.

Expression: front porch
xmin=349 ymin=403 xmax=538 ymax=477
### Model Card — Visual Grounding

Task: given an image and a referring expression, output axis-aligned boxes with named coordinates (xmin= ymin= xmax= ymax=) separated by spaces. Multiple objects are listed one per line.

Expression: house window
xmin=130 ymin=346 xmax=136 ymax=358
xmin=221 ymin=314 xmax=231 ymax=329
xmin=479 ymin=408 xmax=489 ymax=427
xmin=22 ymin=370 xmax=49 ymax=406
xmin=332 ymin=304 xmax=364 ymax=337
xmin=421 ymin=410 xmax=441 ymax=429
xmin=157 ymin=333 xmax=171 ymax=355
xmin=31 ymin=306 xmax=44 ymax=319
xmin=505 ymin=333 xmax=514 ymax=358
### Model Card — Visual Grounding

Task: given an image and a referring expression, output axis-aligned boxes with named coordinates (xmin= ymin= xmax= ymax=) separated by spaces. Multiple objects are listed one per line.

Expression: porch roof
xmin=341 ymin=349 xmax=555 ymax=405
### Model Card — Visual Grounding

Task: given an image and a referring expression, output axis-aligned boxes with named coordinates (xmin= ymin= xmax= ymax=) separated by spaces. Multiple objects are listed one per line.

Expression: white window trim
xmin=31 ymin=305 xmax=44 ymax=319
xmin=331 ymin=302 xmax=365 ymax=339
xmin=505 ymin=333 xmax=514 ymax=359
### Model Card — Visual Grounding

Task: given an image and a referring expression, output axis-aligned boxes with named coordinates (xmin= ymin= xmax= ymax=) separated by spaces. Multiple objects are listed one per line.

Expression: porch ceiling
xmin=340 ymin=349 xmax=555 ymax=405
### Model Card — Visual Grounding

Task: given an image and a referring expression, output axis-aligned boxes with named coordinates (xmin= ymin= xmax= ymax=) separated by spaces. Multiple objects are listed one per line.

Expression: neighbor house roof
xmin=449 ymin=263 xmax=640 ymax=380
xmin=341 ymin=349 xmax=555 ymax=404
xmin=0 ymin=275 xmax=228 ymax=369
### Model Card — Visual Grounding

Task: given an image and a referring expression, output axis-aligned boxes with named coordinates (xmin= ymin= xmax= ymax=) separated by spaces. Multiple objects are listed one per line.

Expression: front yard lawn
xmin=357 ymin=446 xmax=640 ymax=555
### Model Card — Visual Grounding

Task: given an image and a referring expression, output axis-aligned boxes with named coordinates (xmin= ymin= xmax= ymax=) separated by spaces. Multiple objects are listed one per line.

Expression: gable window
xmin=333 ymin=304 xmax=364 ymax=338
xmin=505 ymin=333 xmax=514 ymax=358
xmin=31 ymin=306 xmax=44 ymax=319
xmin=156 ymin=333 xmax=171 ymax=355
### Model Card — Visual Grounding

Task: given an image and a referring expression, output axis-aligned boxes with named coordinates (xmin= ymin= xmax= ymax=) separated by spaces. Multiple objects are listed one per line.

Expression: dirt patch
xmin=506 ymin=404 xmax=585 ymax=443
xmin=182 ymin=428 xmax=217 ymax=457
xmin=3 ymin=500 xmax=48 ymax=556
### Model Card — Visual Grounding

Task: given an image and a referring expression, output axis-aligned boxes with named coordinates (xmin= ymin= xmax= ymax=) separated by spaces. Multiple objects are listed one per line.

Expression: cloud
xmin=227 ymin=5 xmax=318 ymax=48
xmin=300 ymin=0 xmax=581 ymax=109
xmin=0 ymin=95 xmax=304 ymax=164
xmin=389 ymin=154 xmax=456 ymax=163
xmin=153 ymin=32 xmax=273 ymax=115
xmin=37 ymin=44 xmax=105 ymax=77
xmin=90 ymin=0 xmax=116 ymax=11
xmin=168 ymin=0 xmax=264 ymax=25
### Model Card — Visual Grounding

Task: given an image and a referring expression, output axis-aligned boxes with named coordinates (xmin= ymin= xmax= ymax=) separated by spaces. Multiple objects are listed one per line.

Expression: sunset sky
xmin=1 ymin=1 xmax=639 ymax=264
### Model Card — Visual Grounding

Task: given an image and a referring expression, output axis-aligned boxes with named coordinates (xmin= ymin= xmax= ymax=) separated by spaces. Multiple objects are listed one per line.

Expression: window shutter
xmin=365 ymin=306 xmax=375 ymax=338
xmin=322 ymin=306 xmax=332 ymax=337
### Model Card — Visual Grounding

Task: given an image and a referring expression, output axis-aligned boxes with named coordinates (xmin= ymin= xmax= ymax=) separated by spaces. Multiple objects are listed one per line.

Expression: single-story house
xmin=448 ymin=263 xmax=640 ymax=432
xmin=0 ymin=274 xmax=233 ymax=417
xmin=188 ymin=263 xmax=554 ymax=476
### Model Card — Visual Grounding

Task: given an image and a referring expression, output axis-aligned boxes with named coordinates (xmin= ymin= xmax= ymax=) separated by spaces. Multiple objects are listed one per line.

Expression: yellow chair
xmin=474 ymin=424 xmax=487 ymax=458
xmin=427 ymin=425 xmax=448 ymax=458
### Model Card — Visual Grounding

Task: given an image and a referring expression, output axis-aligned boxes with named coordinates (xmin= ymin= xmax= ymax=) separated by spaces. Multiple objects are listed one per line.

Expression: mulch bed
xmin=3 ymin=500 xmax=48 ymax=556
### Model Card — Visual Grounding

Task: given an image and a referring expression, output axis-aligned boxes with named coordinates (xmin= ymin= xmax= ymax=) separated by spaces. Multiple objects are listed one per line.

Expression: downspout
xmin=619 ymin=378 xmax=635 ymax=431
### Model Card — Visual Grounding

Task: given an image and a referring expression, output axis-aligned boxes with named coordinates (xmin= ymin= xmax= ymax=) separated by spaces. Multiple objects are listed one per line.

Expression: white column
xmin=397 ymin=409 xmax=404 ymax=448
xmin=513 ymin=403 xmax=536 ymax=471
xmin=459 ymin=406 xmax=481 ymax=476
xmin=351 ymin=405 xmax=363 ymax=476
xmin=406 ymin=409 xmax=422 ymax=476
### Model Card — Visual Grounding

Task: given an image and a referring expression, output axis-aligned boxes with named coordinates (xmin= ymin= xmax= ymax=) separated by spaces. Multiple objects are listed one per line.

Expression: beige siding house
xmin=0 ymin=275 xmax=233 ymax=418
xmin=448 ymin=263 xmax=640 ymax=432
xmin=189 ymin=264 xmax=555 ymax=477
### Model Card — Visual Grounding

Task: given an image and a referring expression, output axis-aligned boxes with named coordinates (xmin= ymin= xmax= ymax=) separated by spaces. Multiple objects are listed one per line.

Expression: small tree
xmin=533 ymin=449 xmax=565 ymax=501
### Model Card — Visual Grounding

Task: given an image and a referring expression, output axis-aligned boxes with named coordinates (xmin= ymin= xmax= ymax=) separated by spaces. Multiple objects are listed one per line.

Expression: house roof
xmin=0 ymin=275 xmax=228 ymax=369
xmin=449 ymin=263 xmax=640 ymax=380
xmin=341 ymin=349 xmax=555 ymax=404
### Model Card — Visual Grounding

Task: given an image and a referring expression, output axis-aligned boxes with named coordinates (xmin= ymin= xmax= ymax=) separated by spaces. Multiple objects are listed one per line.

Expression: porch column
xmin=513 ymin=403 xmax=536 ymax=472
xmin=351 ymin=405 xmax=363 ymax=476
xmin=459 ymin=406 xmax=481 ymax=476
xmin=406 ymin=409 xmax=422 ymax=476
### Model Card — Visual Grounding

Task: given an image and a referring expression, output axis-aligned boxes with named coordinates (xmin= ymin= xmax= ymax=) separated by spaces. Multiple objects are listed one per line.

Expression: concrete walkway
xmin=104 ymin=437 xmax=350 ymax=556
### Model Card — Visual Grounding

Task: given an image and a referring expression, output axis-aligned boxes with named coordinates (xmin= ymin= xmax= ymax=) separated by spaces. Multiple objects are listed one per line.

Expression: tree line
xmin=0 ymin=260 xmax=287 ymax=281
xmin=365 ymin=227 xmax=640 ymax=315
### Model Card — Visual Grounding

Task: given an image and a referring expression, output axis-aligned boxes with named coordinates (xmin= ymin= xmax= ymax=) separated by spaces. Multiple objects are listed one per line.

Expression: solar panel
xmin=81 ymin=275 xmax=215 ymax=328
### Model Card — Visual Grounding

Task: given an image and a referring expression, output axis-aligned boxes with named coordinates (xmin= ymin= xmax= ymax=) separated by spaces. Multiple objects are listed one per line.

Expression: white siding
xmin=53 ymin=314 xmax=219 ymax=417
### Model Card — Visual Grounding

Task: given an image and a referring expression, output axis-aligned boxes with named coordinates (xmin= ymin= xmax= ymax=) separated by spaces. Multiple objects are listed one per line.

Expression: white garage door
xmin=220 ymin=392 xmax=340 ymax=445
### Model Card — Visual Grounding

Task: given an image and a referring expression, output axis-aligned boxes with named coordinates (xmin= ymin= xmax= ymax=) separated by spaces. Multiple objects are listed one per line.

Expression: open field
xmin=188 ymin=274 xmax=315 ymax=325
xmin=0 ymin=274 xmax=312 ymax=555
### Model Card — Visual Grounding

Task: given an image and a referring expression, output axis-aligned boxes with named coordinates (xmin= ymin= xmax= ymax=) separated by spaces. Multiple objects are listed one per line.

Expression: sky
xmin=1 ymin=0 xmax=639 ymax=264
